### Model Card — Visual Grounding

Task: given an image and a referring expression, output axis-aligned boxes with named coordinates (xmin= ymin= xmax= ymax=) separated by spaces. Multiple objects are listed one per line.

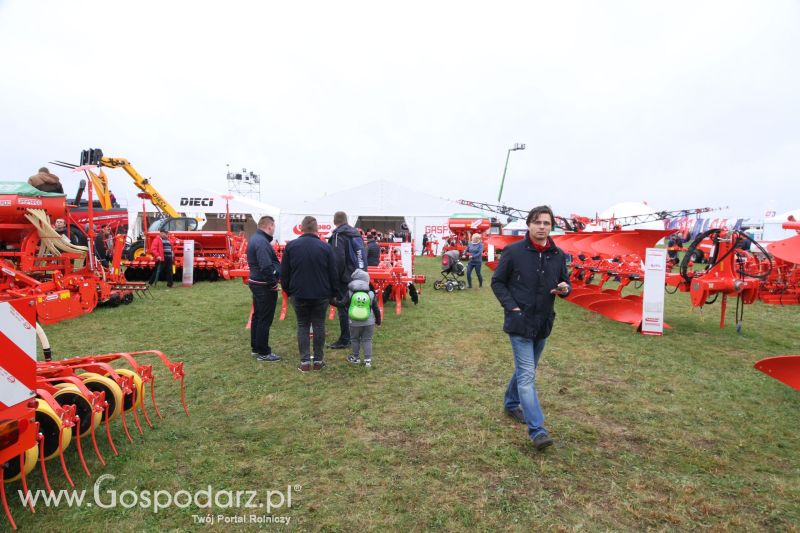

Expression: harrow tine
xmin=139 ymin=383 xmax=154 ymax=428
xmin=89 ymin=411 xmax=105 ymax=466
xmin=73 ymin=415 xmax=91 ymax=477
xmin=57 ymin=426 xmax=75 ymax=488
xmin=120 ymin=403 xmax=134 ymax=444
xmin=0 ymin=468 xmax=17 ymax=531
xmin=150 ymin=377 xmax=164 ymax=420
xmin=103 ymin=403 xmax=119 ymax=456
xmin=19 ymin=451 xmax=34 ymax=513
xmin=132 ymin=403 xmax=145 ymax=435
xmin=180 ymin=374 xmax=190 ymax=417
xmin=37 ymin=433 xmax=53 ymax=494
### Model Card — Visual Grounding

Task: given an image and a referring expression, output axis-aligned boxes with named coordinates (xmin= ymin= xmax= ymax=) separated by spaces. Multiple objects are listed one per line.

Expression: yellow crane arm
xmin=98 ymin=157 xmax=181 ymax=218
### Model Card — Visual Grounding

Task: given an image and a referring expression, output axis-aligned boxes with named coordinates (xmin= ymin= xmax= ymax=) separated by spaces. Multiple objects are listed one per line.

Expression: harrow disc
xmin=2 ymin=445 xmax=39 ymax=483
xmin=79 ymin=373 xmax=124 ymax=422
xmin=53 ymin=383 xmax=101 ymax=437
xmin=111 ymin=369 xmax=144 ymax=411
xmin=35 ymin=398 xmax=72 ymax=461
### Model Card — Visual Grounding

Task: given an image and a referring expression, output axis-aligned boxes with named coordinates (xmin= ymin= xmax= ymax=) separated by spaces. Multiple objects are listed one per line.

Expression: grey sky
xmin=1 ymin=0 xmax=797 ymax=220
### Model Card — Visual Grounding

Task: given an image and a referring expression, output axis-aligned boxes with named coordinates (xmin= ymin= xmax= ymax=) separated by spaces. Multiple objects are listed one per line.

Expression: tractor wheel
xmin=691 ymin=250 xmax=705 ymax=264
xmin=122 ymin=292 xmax=134 ymax=304
xmin=53 ymin=383 xmax=101 ymax=438
xmin=433 ymin=280 xmax=444 ymax=290
xmin=2 ymin=444 xmax=39 ymax=483
xmin=126 ymin=240 xmax=146 ymax=260
xmin=35 ymin=398 xmax=72 ymax=461
xmin=79 ymin=373 xmax=124 ymax=422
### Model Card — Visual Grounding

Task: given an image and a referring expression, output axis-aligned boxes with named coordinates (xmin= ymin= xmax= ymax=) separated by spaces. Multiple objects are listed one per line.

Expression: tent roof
xmin=282 ymin=180 xmax=469 ymax=217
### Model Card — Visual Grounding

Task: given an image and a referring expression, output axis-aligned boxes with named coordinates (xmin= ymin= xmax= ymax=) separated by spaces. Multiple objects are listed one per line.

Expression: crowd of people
xmin=245 ymin=205 xmax=571 ymax=452
xmin=247 ymin=211 xmax=381 ymax=372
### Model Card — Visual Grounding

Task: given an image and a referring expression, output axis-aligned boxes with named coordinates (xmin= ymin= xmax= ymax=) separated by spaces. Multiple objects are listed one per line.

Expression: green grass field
xmin=8 ymin=257 xmax=800 ymax=531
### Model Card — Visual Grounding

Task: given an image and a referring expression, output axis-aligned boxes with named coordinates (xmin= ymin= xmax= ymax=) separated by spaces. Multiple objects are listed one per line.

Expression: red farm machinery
xmin=0 ymin=295 xmax=188 ymax=529
xmin=0 ymin=182 xmax=144 ymax=324
xmin=53 ymin=149 xmax=248 ymax=284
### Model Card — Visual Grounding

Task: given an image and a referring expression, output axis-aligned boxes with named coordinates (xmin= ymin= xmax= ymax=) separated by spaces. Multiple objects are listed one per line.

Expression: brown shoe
xmin=298 ymin=362 xmax=311 ymax=373
xmin=313 ymin=360 xmax=325 ymax=371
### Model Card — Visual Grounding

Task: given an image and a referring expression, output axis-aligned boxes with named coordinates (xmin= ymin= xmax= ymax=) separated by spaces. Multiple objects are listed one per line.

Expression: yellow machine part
xmin=2 ymin=444 xmax=39 ymax=484
xmin=79 ymin=373 xmax=123 ymax=422
xmin=35 ymin=398 xmax=72 ymax=461
xmin=110 ymin=369 xmax=144 ymax=411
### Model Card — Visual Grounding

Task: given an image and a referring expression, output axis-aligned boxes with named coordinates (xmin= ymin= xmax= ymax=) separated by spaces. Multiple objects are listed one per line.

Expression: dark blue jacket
xmin=491 ymin=234 xmax=571 ymax=339
xmin=281 ymin=234 xmax=338 ymax=299
xmin=366 ymin=239 xmax=381 ymax=267
xmin=328 ymin=224 xmax=366 ymax=287
xmin=246 ymin=229 xmax=280 ymax=285
xmin=465 ymin=242 xmax=483 ymax=264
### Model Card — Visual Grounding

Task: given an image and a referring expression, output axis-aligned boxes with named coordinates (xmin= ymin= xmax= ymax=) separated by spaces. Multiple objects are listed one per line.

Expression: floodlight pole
xmin=497 ymin=143 xmax=526 ymax=203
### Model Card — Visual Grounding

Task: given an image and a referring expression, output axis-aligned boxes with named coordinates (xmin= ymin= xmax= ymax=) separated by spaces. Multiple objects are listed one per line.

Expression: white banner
xmin=488 ymin=244 xmax=495 ymax=263
xmin=641 ymin=248 xmax=667 ymax=335
xmin=278 ymin=214 xmax=336 ymax=244
xmin=412 ymin=216 xmax=450 ymax=255
xmin=400 ymin=242 xmax=413 ymax=276
xmin=182 ymin=240 xmax=195 ymax=286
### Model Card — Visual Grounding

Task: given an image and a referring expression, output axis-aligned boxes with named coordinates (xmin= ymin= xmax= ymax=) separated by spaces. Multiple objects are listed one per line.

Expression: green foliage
xmin=11 ymin=258 xmax=800 ymax=531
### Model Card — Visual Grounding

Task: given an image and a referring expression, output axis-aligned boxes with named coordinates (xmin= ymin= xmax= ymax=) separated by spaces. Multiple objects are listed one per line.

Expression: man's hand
xmin=550 ymin=282 xmax=569 ymax=295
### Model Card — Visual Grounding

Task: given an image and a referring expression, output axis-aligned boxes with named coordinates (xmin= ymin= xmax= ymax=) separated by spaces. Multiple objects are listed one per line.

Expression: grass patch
xmin=9 ymin=257 xmax=800 ymax=531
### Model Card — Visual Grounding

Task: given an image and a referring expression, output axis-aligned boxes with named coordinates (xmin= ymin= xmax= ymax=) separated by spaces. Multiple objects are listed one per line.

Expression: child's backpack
xmin=348 ymin=291 xmax=371 ymax=321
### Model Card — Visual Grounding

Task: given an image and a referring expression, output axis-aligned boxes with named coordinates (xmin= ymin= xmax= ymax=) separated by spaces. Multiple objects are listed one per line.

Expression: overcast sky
xmin=1 ymin=0 xmax=797 ymax=220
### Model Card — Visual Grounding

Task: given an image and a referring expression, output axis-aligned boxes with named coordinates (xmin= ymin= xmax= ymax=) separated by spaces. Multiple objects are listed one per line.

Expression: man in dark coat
xmin=366 ymin=231 xmax=381 ymax=267
xmin=491 ymin=205 xmax=571 ymax=451
xmin=282 ymin=216 xmax=339 ymax=372
xmin=246 ymin=216 xmax=281 ymax=362
xmin=327 ymin=211 xmax=366 ymax=349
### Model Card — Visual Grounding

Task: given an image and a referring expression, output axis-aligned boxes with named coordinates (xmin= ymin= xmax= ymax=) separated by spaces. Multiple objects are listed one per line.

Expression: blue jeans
xmin=504 ymin=335 xmax=547 ymax=439
xmin=466 ymin=262 xmax=482 ymax=288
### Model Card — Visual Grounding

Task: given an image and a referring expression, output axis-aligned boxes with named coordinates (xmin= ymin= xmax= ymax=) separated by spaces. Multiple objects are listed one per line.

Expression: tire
xmin=408 ymin=283 xmax=419 ymax=304
xmin=433 ymin=280 xmax=444 ymax=290
xmin=53 ymin=383 xmax=100 ymax=437
xmin=126 ymin=240 xmax=146 ymax=260
xmin=691 ymin=250 xmax=705 ymax=264
xmin=458 ymin=281 xmax=466 ymax=290
xmin=80 ymin=373 xmax=124 ymax=422
xmin=446 ymin=282 xmax=455 ymax=292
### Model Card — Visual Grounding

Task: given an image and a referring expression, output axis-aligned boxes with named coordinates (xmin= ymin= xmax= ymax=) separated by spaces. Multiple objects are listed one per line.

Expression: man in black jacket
xmin=282 ymin=216 xmax=339 ymax=372
xmin=327 ymin=211 xmax=366 ymax=349
xmin=366 ymin=231 xmax=381 ymax=267
xmin=247 ymin=216 xmax=281 ymax=362
xmin=491 ymin=205 xmax=571 ymax=451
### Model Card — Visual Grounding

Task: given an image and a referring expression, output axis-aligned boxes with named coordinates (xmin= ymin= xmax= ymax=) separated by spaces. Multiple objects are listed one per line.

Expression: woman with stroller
xmin=465 ymin=233 xmax=484 ymax=288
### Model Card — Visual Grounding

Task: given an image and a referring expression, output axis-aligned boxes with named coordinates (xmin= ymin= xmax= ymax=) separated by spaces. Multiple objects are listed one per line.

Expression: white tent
xmin=278 ymin=180 xmax=470 ymax=253
xmin=763 ymin=209 xmax=800 ymax=242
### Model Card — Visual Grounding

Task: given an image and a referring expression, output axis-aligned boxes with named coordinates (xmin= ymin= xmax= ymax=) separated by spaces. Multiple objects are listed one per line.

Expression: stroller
xmin=434 ymin=250 xmax=466 ymax=292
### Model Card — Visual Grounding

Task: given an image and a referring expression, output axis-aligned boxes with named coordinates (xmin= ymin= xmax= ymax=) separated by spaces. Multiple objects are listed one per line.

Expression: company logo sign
xmin=180 ymin=197 xmax=215 ymax=207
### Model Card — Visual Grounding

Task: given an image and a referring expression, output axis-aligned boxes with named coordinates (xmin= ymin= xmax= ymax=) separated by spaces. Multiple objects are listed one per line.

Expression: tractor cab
xmin=148 ymin=217 xmax=199 ymax=232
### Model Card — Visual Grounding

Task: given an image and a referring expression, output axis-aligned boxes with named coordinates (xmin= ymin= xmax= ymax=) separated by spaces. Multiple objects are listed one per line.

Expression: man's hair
xmin=526 ymin=205 xmax=556 ymax=227
xmin=160 ymin=229 xmax=168 ymax=235
xmin=300 ymin=216 xmax=318 ymax=234
xmin=333 ymin=211 xmax=347 ymax=226
xmin=258 ymin=215 xmax=275 ymax=227
xmin=38 ymin=167 xmax=49 ymax=173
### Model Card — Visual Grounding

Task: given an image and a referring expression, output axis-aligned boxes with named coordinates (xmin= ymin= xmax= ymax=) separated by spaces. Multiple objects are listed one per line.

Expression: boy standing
xmin=344 ymin=269 xmax=382 ymax=368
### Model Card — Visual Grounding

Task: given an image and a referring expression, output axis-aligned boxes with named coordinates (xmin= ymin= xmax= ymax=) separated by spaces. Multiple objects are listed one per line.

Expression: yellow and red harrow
xmin=0 ymin=297 xmax=187 ymax=530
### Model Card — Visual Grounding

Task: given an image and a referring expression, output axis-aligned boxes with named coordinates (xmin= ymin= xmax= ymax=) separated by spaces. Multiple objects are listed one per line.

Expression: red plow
xmin=553 ymin=229 xmax=675 ymax=327
xmin=0 ymin=296 xmax=188 ymax=530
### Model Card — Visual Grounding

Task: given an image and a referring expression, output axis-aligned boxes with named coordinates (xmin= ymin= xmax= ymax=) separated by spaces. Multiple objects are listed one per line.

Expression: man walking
xmin=281 ymin=216 xmax=338 ymax=372
xmin=491 ymin=206 xmax=571 ymax=451
xmin=247 ymin=216 xmax=281 ymax=362
xmin=327 ymin=211 xmax=366 ymax=349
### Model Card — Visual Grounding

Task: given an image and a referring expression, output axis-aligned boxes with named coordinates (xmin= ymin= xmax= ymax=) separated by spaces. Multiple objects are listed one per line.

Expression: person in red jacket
xmin=148 ymin=229 xmax=173 ymax=287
